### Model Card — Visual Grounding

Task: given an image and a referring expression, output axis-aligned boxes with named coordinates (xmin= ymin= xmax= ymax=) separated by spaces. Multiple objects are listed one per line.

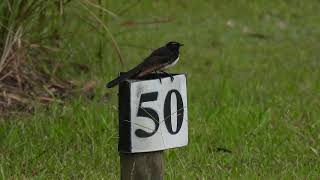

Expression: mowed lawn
xmin=1 ymin=0 xmax=320 ymax=179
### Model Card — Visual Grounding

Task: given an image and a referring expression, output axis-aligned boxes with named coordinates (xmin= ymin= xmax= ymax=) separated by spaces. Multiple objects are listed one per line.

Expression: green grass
xmin=1 ymin=0 xmax=320 ymax=179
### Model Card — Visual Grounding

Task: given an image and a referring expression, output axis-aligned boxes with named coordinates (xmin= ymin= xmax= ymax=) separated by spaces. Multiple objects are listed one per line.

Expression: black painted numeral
xmin=135 ymin=90 xmax=184 ymax=138
xmin=135 ymin=92 xmax=160 ymax=138
xmin=164 ymin=90 xmax=184 ymax=135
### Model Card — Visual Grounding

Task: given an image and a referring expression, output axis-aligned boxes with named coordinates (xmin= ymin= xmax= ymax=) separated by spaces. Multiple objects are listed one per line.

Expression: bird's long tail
xmin=106 ymin=67 xmax=140 ymax=88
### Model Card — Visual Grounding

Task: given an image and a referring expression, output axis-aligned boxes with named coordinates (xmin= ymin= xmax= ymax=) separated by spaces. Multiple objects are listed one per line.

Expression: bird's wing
xmin=136 ymin=55 xmax=171 ymax=77
xmin=107 ymin=47 xmax=172 ymax=87
xmin=148 ymin=46 xmax=171 ymax=57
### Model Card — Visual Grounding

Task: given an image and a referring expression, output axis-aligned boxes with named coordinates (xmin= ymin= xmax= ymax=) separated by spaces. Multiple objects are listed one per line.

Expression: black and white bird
xmin=106 ymin=41 xmax=183 ymax=88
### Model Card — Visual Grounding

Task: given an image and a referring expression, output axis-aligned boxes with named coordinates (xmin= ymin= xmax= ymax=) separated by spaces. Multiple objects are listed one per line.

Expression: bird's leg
xmin=154 ymin=71 xmax=162 ymax=84
xmin=160 ymin=70 xmax=174 ymax=81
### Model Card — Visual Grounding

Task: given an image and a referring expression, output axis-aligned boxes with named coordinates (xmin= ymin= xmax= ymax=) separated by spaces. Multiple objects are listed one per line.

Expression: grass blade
xmin=82 ymin=0 xmax=120 ymax=20
xmin=78 ymin=1 xmax=125 ymax=68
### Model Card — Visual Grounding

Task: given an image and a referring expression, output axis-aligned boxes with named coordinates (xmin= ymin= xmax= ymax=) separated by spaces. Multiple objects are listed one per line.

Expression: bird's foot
xmin=160 ymin=70 xmax=174 ymax=82
xmin=154 ymin=71 xmax=162 ymax=84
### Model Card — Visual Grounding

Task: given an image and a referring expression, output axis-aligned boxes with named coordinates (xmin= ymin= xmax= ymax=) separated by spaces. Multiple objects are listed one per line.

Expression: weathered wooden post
xmin=118 ymin=73 xmax=188 ymax=180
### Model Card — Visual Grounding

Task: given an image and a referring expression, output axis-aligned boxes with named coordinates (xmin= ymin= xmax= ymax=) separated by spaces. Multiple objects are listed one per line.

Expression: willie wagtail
xmin=106 ymin=41 xmax=183 ymax=88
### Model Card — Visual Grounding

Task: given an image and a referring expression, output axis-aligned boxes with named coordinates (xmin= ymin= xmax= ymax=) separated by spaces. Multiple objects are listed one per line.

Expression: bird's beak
xmin=180 ymin=43 xmax=184 ymax=46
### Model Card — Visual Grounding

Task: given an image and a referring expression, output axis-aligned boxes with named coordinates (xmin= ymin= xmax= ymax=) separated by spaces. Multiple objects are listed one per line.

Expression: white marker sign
xmin=118 ymin=74 xmax=188 ymax=153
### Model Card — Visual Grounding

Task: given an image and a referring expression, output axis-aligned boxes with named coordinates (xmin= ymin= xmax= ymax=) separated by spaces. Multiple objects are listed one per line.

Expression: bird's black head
xmin=166 ymin=41 xmax=184 ymax=52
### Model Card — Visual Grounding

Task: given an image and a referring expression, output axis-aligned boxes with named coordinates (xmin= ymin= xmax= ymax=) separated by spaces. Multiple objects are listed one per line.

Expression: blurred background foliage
xmin=1 ymin=0 xmax=320 ymax=179
xmin=0 ymin=0 xmax=125 ymax=113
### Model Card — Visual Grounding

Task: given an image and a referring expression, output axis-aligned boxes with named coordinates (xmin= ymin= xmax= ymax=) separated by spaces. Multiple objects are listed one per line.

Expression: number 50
xmin=135 ymin=90 xmax=184 ymax=138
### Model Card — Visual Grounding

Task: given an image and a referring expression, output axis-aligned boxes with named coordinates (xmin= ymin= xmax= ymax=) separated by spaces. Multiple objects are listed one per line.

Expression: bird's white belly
xmin=163 ymin=57 xmax=179 ymax=69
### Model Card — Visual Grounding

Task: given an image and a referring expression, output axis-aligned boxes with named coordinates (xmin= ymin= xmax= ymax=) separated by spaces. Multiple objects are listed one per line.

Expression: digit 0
xmin=164 ymin=90 xmax=184 ymax=135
